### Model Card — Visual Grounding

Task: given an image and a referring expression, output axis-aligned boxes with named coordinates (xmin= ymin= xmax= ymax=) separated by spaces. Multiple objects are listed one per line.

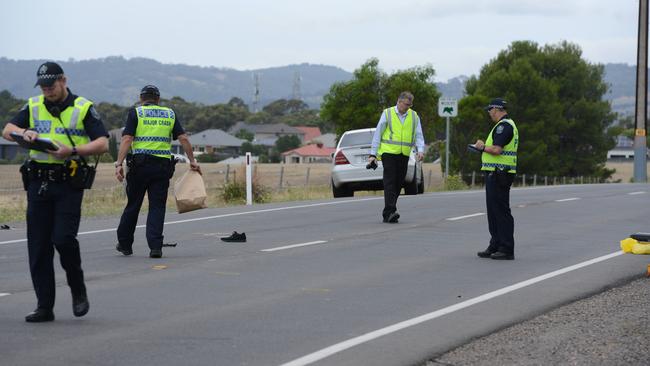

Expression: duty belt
xmin=27 ymin=163 xmax=67 ymax=182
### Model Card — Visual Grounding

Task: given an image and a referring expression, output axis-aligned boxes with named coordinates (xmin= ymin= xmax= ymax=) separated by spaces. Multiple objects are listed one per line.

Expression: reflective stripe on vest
xmin=481 ymin=118 xmax=519 ymax=173
xmin=377 ymin=107 xmax=417 ymax=158
xmin=131 ymin=105 xmax=175 ymax=159
xmin=28 ymin=95 xmax=91 ymax=163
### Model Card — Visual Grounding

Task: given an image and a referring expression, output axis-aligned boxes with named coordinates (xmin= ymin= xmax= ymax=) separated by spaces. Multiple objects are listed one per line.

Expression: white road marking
xmin=262 ymin=241 xmax=328 ymax=252
xmin=555 ymin=197 xmax=580 ymax=202
xmin=628 ymin=191 xmax=646 ymax=195
xmin=279 ymin=251 xmax=624 ymax=366
xmin=0 ymin=198 xmax=382 ymax=246
xmin=0 ymin=293 xmax=10 ymax=297
xmin=446 ymin=213 xmax=485 ymax=221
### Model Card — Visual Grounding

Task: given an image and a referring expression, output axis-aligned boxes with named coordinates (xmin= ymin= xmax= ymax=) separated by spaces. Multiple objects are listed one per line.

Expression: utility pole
xmin=634 ymin=0 xmax=648 ymax=182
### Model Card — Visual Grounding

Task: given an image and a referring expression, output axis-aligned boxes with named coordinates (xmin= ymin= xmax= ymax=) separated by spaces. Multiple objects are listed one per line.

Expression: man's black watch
xmin=71 ymin=147 xmax=78 ymax=156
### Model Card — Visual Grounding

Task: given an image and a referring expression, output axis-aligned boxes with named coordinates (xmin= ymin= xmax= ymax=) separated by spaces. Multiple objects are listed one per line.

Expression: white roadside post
xmin=246 ymin=152 xmax=253 ymax=205
xmin=438 ymin=97 xmax=458 ymax=179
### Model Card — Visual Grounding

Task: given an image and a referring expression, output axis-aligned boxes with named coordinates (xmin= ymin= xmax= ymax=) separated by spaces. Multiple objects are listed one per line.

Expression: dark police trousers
xmin=26 ymin=179 xmax=86 ymax=310
xmin=381 ymin=153 xmax=409 ymax=219
xmin=117 ymin=155 xmax=171 ymax=251
xmin=485 ymin=170 xmax=515 ymax=254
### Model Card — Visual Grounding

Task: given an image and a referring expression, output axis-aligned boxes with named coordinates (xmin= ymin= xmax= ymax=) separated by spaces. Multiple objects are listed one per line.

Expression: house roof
xmin=171 ymin=129 xmax=245 ymax=147
xmin=295 ymin=126 xmax=321 ymax=142
xmin=307 ymin=133 xmax=337 ymax=148
xmin=229 ymin=122 xmax=304 ymax=136
xmin=282 ymin=144 xmax=335 ymax=157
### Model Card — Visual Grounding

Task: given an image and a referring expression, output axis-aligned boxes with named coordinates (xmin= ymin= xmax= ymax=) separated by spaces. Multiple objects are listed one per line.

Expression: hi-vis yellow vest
xmin=481 ymin=118 xmax=519 ymax=173
xmin=132 ymin=105 xmax=175 ymax=159
xmin=28 ymin=95 xmax=91 ymax=164
xmin=377 ymin=107 xmax=418 ymax=158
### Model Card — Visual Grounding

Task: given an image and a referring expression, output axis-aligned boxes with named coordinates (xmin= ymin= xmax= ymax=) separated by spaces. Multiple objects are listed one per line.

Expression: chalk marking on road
xmin=555 ymin=197 xmax=580 ymax=202
xmin=0 ymin=198 xmax=383 ymax=246
xmin=279 ymin=250 xmax=624 ymax=366
xmin=0 ymin=293 xmax=10 ymax=298
xmin=446 ymin=213 xmax=485 ymax=221
xmin=262 ymin=241 xmax=328 ymax=252
xmin=628 ymin=191 xmax=646 ymax=195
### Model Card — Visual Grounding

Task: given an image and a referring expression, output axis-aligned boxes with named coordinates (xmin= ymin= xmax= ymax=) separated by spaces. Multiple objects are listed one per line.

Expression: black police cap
xmin=140 ymin=85 xmax=160 ymax=97
xmin=484 ymin=97 xmax=507 ymax=111
xmin=34 ymin=61 xmax=64 ymax=88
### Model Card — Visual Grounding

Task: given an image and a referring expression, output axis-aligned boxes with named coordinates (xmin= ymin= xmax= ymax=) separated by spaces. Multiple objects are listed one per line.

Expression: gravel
xmin=425 ymin=276 xmax=650 ymax=366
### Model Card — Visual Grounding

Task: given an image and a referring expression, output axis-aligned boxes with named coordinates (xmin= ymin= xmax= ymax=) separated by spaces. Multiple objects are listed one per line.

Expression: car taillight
xmin=334 ymin=150 xmax=350 ymax=165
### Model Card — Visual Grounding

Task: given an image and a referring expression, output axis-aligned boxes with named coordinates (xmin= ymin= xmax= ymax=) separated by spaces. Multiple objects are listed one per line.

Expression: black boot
xmin=25 ymin=308 xmax=55 ymax=322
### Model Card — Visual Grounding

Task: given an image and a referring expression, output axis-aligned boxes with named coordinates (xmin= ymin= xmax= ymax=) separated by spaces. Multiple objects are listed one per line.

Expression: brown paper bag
xmin=174 ymin=169 xmax=207 ymax=213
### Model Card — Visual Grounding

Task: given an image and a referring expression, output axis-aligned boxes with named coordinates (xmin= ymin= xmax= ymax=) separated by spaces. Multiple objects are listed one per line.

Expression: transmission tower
xmin=292 ymin=70 xmax=302 ymax=101
xmin=252 ymin=73 xmax=260 ymax=113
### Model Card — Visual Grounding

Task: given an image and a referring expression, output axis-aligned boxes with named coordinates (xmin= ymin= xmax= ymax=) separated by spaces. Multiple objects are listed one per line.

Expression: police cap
xmin=34 ymin=61 xmax=64 ymax=88
xmin=140 ymin=85 xmax=160 ymax=97
xmin=484 ymin=97 xmax=507 ymax=111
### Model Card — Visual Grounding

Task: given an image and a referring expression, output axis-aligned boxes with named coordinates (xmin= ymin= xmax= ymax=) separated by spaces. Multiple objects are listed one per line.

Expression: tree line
xmin=321 ymin=40 xmax=621 ymax=180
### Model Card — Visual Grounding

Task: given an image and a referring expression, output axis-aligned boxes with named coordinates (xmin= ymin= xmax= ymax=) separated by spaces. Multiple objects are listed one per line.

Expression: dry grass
xmin=0 ymin=161 xmax=643 ymax=224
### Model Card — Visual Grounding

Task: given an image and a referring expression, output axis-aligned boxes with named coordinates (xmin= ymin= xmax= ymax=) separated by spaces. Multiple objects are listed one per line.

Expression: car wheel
xmin=403 ymin=170 xmax=418 ymax=195
xmin=332 ymin=180 xmax=353 ymax=198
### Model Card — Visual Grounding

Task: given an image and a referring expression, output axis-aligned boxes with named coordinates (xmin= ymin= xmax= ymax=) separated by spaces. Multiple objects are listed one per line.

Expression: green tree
xmin=451 ymin=41 xmax=616 ymax=179
xmin=274 ymin=134 xmax=301 ymax=153
xmin=0 ymin=90 xmax=26 ymax=122
xmin=235 ymin=128 xmax=255 ymax=141
xmin=321 ymin=59 xmax=441 ymax=141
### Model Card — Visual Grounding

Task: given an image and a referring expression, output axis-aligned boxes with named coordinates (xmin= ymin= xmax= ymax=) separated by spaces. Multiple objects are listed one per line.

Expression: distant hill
xmin=0 ymin=57 xmax=352 ymax=108
xmin=0 ymin=57 xmax=638 ymax=116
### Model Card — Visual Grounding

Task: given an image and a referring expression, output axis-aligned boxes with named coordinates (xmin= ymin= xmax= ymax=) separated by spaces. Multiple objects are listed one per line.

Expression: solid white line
xmin=446 ymin=213 xmax=485 ymax=221
xmin=555 ymin=197 xmax=580 ymax=202
xmin=262 ymin=241 xmax=328 ymax=252
xmin=279 ymin=250 xmax=624 ymax=366
xmin=0 ymin=293 xmax=10 ymax=297
xmin=0 ymin=198 xmax=382 ymax=246
xmin=628 ymin=191 xmax=646 ymax=195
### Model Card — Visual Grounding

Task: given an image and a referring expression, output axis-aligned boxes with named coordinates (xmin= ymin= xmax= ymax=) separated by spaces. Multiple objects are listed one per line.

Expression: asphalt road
xmin=1 ymin=183 xmax=648 ymax=366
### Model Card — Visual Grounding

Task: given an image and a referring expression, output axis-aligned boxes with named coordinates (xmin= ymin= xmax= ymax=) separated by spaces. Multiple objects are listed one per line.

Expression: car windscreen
xmin=339 ymin=131 xmax=374 ymax=148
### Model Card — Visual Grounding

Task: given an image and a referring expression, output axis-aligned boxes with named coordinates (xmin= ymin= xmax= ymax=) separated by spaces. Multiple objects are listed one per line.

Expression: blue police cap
xmin=34 ymin=61 xmax=64 ymax=88
xmin=484 ymin=98 xmax=507 ymax=111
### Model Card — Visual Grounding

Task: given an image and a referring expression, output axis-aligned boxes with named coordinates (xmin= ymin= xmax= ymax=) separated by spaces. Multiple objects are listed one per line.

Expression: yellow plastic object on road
xmin=620 ymin=237 xmax=650 ymax=255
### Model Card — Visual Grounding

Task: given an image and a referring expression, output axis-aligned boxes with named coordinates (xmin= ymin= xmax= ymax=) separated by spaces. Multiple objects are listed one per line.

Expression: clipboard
xmin=10 ymin=131 xmax=59 ymax=152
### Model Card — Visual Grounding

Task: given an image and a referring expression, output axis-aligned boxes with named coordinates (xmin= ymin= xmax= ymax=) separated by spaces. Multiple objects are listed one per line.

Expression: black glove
xmin=366 ymin=160 xmax=378 ymax=170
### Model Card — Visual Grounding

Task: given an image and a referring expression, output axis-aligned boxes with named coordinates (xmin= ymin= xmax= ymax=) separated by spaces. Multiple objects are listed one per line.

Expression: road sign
xmin=438 ymin=97 xmax=458 ymax=117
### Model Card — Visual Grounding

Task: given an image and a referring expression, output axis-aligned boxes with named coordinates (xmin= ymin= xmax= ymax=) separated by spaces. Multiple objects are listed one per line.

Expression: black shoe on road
xmin=221 ymin=231 xmax=247 ymax=242
xmin=385 ymin=212 xmax=400 ymax=223
xmin=477 ymin=249 xmax=496 ymax=258
xmin=491 ymin=251 xmax=515 ymax=260
xmin=72 ymin=294 xmax=89 ymax=317
xmin=149 ymin=249 xmax=163 ymax=258
xmin=25 ymin=308 xmax=55 ymax=323
xmin=116 ymin=243 xmax=133 ymax=256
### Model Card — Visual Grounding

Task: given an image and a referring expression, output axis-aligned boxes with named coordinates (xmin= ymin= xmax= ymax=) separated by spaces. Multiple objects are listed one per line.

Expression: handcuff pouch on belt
xmin=19 ymin=159 xmax=96 ymax=190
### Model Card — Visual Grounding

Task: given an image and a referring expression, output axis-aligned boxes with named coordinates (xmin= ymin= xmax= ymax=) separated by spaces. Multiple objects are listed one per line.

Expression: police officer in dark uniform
xmin=2 ymin=62 xmax=109 ymax=322
xmin=114 ymin=85 xmax=201 ymax=258
xmin=474 ymin=98 xmax=519 ymax=260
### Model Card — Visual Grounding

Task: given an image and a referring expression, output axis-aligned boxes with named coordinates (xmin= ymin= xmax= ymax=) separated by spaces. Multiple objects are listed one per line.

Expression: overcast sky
xmin=0 ymin=0 xmax=640 ymax=81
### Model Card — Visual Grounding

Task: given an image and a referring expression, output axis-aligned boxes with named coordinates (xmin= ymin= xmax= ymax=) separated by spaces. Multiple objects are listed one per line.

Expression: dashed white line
xmin=261 ymin=241 xmax=328 ymax=252
xmin=628 ymin=191 xmax=646 ymax=195
xmin=0 ymin=293 xmax=10 ymax=298
xmin=279 ymin=250 xmax=624 ymax=366
xmin=555 ymin=197 xmax=580 ymax=202
xmin=446 ymin=213 xmax=485 ymax=221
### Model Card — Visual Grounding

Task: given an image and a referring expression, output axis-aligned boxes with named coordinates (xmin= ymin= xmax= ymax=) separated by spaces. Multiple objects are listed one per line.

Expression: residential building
xmin=282 ymin=143 xmax=335 ymax=164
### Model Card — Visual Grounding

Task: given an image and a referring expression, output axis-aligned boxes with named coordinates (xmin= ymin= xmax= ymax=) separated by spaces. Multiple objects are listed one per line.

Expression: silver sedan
xmin=331 ymin=128 xmax=423 ymax=198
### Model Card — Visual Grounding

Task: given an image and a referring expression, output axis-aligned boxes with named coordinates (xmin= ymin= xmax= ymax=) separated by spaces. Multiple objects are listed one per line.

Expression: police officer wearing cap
xmin=474 ymin=98 xmax=519 ymax=260
xmin=368 ymin=91 xmax=425 ymax=223
xmin=2 ymin=61 xmax=109 ymax=322
xmin=114 ymin=85 xmax=201 ymax=258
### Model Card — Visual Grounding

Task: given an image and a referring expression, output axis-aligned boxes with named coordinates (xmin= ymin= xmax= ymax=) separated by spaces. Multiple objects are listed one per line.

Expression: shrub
xmin=221 ymin=181 xmax=270 ymax=203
